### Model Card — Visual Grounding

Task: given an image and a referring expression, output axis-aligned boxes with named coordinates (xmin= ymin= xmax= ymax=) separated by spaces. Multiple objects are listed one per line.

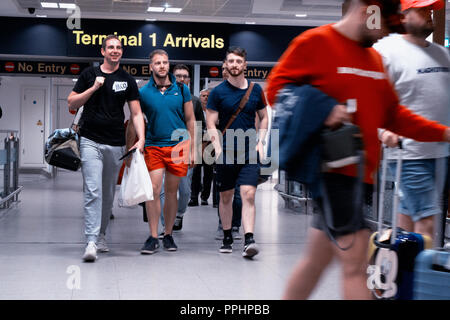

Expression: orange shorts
xmin=144 ymin=140 xmax=190 ymax=177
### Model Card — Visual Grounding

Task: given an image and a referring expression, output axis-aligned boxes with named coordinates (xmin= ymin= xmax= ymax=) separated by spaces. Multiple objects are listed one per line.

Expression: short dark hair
xmin=173 ymin=64 xmax=190 ymax=74
xmin=101 ymin=35 xmax=122 ymax=50
xmin=225 ymin=46 xmax=247 ymax=61
xmin=149 ymin=49 xmax=168 ymax=63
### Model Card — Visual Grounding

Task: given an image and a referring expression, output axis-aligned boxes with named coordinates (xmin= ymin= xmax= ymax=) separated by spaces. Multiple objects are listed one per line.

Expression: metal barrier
xmin=275 ymin=169 xmax=314 ymax=215
xmin=0 ymin=130 xmax=22 ymax=209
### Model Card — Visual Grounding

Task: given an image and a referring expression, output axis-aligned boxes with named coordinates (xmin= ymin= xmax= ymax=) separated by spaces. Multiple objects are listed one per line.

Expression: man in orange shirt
xmin=266 ymin=0 xmax=450 ymax=299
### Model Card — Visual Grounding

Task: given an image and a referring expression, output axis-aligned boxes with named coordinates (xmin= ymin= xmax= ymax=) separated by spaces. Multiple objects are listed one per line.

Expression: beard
xmin=359 ymin=35 xmax=377 ymax=48
xmin=152 ymin=69 xmax=168 ymax=79
xmin=226 ymin=66 xmax=245 ymax=77
xmin=405 ymin=22 xmax=434 ymax=39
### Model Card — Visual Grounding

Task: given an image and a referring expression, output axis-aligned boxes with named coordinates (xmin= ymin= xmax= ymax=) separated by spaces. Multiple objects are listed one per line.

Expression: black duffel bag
xmin=45 ymin=128 xmax=81 ymax=171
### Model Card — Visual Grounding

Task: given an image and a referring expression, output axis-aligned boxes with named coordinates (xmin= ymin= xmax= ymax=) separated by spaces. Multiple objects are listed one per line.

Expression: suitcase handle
xmin=377 ymin=140 xmax=403 ymax=245
xmin=372 ymin=236 xmax=393 ymax=250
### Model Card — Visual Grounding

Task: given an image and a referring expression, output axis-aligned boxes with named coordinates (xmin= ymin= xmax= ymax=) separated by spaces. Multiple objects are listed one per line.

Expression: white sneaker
xmin=82 ymin=241 xmax=97 ymax=262
xmin=96 ymin=234 xmax=109 ymax=253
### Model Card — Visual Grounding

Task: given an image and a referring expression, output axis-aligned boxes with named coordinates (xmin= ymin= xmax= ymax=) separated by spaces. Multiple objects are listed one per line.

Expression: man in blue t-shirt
xmin=206 ymin=46 xmax=268 ymax=258
xmin=137 ymin=49 xmax=196 ymax=254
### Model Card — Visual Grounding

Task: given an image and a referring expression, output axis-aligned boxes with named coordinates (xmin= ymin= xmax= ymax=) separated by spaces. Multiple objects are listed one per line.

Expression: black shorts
xmin=311 ymin=173 xmax=372 ymax=238
xmin=215 ymin=163 xmax=260 ymax=192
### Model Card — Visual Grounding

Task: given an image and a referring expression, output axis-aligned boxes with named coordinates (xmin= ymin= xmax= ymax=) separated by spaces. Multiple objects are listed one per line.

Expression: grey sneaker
xmin=215 ymin=226 xmax=224 ymax=240
xmin=82 ymin=241 xmax=97 ymax=262
xmin=96 ymin=234 xmax=109 ymax=253
xmin=242 ymin=240 xmax=259 ymax=259
xmin=173 ymin=217 xmax=183 ymax=231
xmin=141 ymin=236 xmax=160 ymax=254
xmin=232 ymin=227 xmax=242 ymax=240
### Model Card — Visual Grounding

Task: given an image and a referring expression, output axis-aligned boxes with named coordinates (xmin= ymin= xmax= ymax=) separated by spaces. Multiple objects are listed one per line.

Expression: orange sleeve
xmin=266 ymin=32 xmax=319 ymax=106
xmin=385 ymin=103 xmax=447 ymax=142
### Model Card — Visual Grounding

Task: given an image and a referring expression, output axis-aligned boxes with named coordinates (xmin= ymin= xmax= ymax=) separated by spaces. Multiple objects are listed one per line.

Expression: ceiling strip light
xmin=165 ymin=7 xmax=182 ymax=13
xmin=147 ymin=7 xmax=165 ymax=12
xmin=41 ymin=2 xmax=58 ymax=8
xmin=59 ymin=3 xmax=77 ymax=9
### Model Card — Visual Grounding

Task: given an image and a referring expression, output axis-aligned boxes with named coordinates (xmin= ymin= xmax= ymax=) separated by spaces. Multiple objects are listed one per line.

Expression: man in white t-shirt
xmin=374 ymin=0 xmax=450 ymax=240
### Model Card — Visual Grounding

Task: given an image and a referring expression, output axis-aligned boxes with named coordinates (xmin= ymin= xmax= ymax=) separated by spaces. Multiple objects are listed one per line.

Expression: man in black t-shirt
xmin=68 ymin=35 xmax=145 ymax=262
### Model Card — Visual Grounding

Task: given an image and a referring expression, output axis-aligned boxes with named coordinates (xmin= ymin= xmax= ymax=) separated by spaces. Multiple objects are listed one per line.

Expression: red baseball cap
xmin=401 ymin=0 xmax=444 ymax=11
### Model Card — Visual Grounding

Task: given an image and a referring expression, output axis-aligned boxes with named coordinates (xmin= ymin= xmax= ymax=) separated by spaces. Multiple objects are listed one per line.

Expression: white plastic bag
xmin=118 ymin=151 xmax=153 ymax=207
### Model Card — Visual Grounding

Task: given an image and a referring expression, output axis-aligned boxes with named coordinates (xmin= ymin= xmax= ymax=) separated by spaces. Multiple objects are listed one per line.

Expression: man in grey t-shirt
xmin=374 ymin=0 xmax=449 ymax=241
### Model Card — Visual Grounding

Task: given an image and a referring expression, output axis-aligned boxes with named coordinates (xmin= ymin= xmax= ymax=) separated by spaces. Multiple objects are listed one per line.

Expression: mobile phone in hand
xmin=119 ymin=148 xmax=136 ymax=161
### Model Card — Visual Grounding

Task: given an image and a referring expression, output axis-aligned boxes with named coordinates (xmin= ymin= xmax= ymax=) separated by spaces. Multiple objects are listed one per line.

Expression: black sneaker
xmin=141 ymin=236 xmax=159 ymax=254
xmin=163 ymin=234 xmax=178 ymax=251
xmin=242 ymin=239 xmax=259 ymax=259
xmin=201 ymin=199 xmax=208 ymax=206
xmin=219 ymin=237 xmax=233 ymax=253
xmin=188 ymin=199 xmax=199 ymax=207
xmin=173 ymin=217 xmax=183 ymax=231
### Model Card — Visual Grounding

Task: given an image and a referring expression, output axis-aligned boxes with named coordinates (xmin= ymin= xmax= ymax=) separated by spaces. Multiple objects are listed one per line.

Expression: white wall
xmin=0 ymin=75 xmax=136 ymax=172
xmin=0 ymin=76 xmax=53 ymax=171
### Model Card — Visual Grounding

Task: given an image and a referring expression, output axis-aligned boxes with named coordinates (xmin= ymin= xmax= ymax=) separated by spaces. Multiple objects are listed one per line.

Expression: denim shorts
xmin=388 ymin=158 xmax=447 ymax=222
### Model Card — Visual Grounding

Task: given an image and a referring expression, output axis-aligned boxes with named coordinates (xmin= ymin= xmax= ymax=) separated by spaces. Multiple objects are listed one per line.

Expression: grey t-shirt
xmin=374 ymin=34 xmax=450 ymax=160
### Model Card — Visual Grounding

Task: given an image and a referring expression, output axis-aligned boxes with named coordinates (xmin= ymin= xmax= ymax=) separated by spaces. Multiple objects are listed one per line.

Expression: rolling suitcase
xmin=413 ymin=248 xmax=450 ymax=299
xmin=413 ymin=160 xmax=450 ymax=300
xmin=367 ymin=142 xmax=432 ymax=300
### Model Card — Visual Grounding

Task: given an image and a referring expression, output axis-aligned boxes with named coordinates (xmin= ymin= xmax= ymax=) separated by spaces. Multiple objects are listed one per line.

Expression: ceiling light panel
xmin=41 ymin=2 xmax=58 ymax=8
xmin=59 ymin=3 xmax=76 ymax=9
xmin=147 ymin=6 xmax=165 ymax=12
xmin=165 ymin=7 xmax=182 ymax=13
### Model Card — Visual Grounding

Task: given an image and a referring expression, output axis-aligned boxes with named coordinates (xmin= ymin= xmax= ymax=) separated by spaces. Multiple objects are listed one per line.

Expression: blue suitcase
xmin=413 ymin=249 xmax=450 ymax=300
xmin=367 ymin=143 xmax=432 ymax=300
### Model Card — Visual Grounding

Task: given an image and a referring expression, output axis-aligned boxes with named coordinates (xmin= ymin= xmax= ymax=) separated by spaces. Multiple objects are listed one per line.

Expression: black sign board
xmin=200 ymin=65 xmax=273 ymax=80
xmin=0 ymin=60 xmax=90 ymax=76
xmin=0 ymin=17 xmax=309 ymax=63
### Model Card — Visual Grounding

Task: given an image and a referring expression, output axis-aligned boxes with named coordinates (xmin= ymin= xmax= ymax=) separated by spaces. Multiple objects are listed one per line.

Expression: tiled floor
xmin=0 ymin=171 xmax=341 ymax=300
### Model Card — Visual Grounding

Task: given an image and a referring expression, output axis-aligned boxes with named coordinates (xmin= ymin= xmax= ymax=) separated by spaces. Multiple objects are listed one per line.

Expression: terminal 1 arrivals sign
xmin=66 ymin=19 xmax=229 ymax=61
xmin=0 ymin=17 xmax=308 ymax=63
xmin=1 ymin=60 xmax=90 ymax=76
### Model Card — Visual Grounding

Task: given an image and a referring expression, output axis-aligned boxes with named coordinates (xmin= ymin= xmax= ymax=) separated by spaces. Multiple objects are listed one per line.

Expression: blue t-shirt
xmin=207 ymin=80 xmax=266 ymax=160
xmin=140 ymin=73 xmax=192 ymax=147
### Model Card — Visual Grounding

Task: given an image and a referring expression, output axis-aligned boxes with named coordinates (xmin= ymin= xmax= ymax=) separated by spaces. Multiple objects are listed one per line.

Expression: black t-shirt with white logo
xmin=73 ymin=66 xmax=139 ymax=146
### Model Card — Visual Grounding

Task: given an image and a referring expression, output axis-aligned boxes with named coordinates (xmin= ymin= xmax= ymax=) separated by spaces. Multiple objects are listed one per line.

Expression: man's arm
xmin=183 ymin=100 xmax=196 ymax=167
xmin=67 ymin=76 xmax=104 ymax=111
xmin=256 ymin=107 xmax=268 ymax=158
xmin=266 ymin=34 xmax=317 ymax=106
xmin=385 ymin=103 xmax=449 ymax=143
xmin=128 ymin=100 xmax=145 ymax=153
xmin=206 ymin=109 xmax=221 ymax=159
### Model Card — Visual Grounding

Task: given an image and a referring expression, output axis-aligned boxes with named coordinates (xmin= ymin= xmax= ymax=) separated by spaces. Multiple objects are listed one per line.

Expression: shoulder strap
xmin=221 ymin=81 xmax=254 ymax=135
xmin=177 ymin=82 xmax=185 ymax=105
